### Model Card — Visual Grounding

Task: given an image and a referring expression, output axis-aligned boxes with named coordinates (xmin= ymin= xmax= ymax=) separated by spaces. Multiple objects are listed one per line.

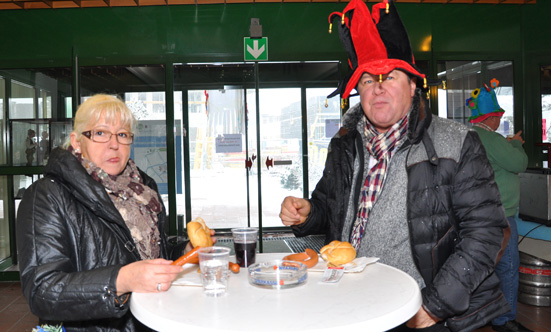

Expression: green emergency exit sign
xmin=244 ymin=37 xmax=268 ymax=61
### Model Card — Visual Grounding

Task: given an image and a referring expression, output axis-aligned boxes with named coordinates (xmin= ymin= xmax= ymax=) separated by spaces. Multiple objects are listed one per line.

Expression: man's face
xmin=356 ymin=70 xmax=417 ymax=133
xmin=487 ymin=116 xmax=502 ymax=131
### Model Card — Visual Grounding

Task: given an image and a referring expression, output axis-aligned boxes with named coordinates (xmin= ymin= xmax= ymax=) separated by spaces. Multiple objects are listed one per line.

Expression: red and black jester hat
xmin=328 ymin=0 xmax=427 ymax=99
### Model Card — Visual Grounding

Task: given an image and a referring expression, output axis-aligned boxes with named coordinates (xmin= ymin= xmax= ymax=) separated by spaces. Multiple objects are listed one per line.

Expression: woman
xmin=17 ymin=94 xmax=198 ymax=331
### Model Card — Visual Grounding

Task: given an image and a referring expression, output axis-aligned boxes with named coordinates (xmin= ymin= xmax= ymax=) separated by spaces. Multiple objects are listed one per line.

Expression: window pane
xmin=0 ymin=176 xmax=9 ymax=262
xmin=306 ymin=88 xmax=341 ymax=196
xmin=259 ymin=88 xmax=303 ymax=227
xmin=173 ymin=91 xmax=185 ymax=221
xmin=39 ymin=89 xmax=52 ymax=118
xmin=186 ymin=89 xmax=250 ymax=228
xmin=14 ymin=174 xmax=41 ymax=216
xmin=0 ymin=77 xmax=5 ymax=164
xmin=541 ymin=65 xmax=551 ymax=144
xmin=10 ymin=80 xmax=35 ymax=119
xmin=2 ymin=68 xmax=72 ymax=166
xmin=437 ymin=60 xmax=514 ymax=137
xmin=126 ymin=91 xmax=168 ymax=196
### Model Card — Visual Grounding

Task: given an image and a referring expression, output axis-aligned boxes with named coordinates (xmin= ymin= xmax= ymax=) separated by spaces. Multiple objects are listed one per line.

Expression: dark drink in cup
xmin=234 ymin=242 xmax=257 ymax=267
xmin=231 ymin=227 xmax=259 ymax=268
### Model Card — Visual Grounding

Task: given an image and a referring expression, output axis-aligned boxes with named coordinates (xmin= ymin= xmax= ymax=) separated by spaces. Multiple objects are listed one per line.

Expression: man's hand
xmin=508 ymin=130 xmax=525 ymax=144
xmin=406 ymin=307 xmax=439 ymax=329
xmin=279 ymin=196 xmax=311 ymax=226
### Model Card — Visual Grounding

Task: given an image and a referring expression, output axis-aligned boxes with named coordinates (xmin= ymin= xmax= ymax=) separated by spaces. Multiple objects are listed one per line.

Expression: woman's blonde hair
xmin=66 ymin=94 xmax=136 ymax=148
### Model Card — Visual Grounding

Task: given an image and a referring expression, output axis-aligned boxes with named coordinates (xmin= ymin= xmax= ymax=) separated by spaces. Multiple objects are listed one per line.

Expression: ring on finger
xmin=157 ymin=283 xmax=162 ymax=292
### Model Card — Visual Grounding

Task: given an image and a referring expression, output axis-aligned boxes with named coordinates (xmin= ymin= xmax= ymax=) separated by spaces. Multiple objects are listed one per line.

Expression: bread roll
xmin=320 ymin=240 xmax=356 ymax=266
xmin=187 ymin=217 xmax=213 ymax=248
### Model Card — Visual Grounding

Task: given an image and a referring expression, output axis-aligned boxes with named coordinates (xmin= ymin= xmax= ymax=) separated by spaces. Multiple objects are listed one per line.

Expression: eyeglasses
xmin=81 ymin=130 xmax=134 ymax=145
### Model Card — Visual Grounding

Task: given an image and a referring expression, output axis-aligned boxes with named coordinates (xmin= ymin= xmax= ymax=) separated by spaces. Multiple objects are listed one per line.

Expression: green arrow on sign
xmin=244 ymin=37 xmax=268 ymax=61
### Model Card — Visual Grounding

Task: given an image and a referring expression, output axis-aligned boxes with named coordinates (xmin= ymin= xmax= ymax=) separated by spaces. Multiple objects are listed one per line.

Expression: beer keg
xmin=518 ymin=251 xmax=551 ymax=306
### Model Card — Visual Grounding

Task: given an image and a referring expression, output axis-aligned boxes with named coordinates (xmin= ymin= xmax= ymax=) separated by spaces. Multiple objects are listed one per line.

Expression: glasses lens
xmin=117 ymin=132 xmax=133 ymax=145
xmin=92 ymin=131 xmax=111 ymax=143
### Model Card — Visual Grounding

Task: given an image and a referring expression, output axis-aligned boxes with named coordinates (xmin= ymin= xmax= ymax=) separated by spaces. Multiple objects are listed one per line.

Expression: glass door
xmin=176 ymin=63 xmax=257 ymax=230
xmin=256 ymin=88 xmax=303 ymax=227
xmin=175 ymin=62 xmax=340 ymax=232
xmin=186 ymin=88 xmax=255 ymax=229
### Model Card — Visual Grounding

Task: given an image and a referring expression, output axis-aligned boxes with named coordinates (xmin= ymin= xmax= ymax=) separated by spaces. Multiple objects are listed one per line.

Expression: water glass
xmin=198 ymin=246 xmax=231 ymax=297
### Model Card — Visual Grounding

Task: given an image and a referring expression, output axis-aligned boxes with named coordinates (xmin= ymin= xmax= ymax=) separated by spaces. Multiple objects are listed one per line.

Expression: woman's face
xmin=70 ymin=114 xmax=132 ymax=176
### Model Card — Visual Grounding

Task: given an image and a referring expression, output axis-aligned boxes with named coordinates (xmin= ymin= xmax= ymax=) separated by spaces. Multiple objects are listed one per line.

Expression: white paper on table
xmin=171 ymin=263 xmax=203 ymax=287
xmin=309 ymin=256 xmax=379 ymax=273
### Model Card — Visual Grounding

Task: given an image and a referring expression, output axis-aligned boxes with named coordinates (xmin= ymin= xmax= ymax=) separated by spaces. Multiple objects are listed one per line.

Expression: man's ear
xmin=410 ymin=77 xmax=417 ymax=97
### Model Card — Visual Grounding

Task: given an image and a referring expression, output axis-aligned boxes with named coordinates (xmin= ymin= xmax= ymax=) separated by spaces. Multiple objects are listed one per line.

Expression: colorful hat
xmin=327 ymin=0 xmax=426 ymax=99
xmin=466 ymin=78 xmax=505 ymax=123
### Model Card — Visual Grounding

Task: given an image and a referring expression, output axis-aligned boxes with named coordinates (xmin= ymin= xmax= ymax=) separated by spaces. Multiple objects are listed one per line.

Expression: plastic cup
xmin=198 ymin=246 xmax=231 ymax=297
xmin=231 ymin=228 xmax=258 ymax=267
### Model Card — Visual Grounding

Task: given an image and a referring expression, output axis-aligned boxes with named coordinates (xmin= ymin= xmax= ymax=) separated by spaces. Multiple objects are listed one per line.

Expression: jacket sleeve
xmin=292 ymin=132 xmax=357 ymax=241
xmin=16 ymin=179 xmax=128 ymax=321
xmin=291 ymin=140 xmax=337 ymax=238
xmin=485 ymin=135 xmax=528 ymax=174
xmin=422 ymin=131 xmax=510 ymax=320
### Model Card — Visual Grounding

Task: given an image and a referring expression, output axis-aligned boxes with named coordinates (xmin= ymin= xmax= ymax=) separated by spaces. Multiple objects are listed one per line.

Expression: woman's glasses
xmin=81 ymin=130 xmax=134 ymax=145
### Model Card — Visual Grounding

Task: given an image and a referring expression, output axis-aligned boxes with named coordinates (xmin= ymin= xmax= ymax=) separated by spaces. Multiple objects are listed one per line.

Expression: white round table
xmin=130 ymin=253 xmax=421 ymax=332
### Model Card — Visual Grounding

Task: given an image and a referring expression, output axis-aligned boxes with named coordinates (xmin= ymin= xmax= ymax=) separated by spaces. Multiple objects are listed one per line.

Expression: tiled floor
xmin=1 ymin=280 xmax=550 ymax=332
xmin=0 ymin=282 xmax=39 ymax=332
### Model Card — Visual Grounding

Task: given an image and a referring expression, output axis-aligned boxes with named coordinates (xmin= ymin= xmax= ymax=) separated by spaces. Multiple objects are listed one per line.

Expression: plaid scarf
xmin=349 ymin=114 xmax=409 ymax=251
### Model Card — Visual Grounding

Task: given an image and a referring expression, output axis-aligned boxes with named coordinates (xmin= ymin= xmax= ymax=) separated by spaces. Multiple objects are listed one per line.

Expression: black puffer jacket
xmin=293 ymin=91 xmax=510 ymax=331
xmin=16 ymin=148 xmax=185 ymax=332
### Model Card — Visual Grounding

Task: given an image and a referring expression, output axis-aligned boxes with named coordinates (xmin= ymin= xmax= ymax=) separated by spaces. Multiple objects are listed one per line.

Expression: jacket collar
xmin=44 ymin=148 xmax=127 ymax=225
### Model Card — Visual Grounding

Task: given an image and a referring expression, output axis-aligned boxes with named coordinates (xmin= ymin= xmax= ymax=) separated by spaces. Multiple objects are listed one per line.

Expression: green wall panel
xmin=1 ymin=2 xmax=548 ymax=67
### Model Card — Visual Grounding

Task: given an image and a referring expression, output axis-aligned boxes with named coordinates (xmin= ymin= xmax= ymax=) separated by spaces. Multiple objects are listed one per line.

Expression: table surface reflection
xmin=130 ymin=253 xmax=421 ymax=332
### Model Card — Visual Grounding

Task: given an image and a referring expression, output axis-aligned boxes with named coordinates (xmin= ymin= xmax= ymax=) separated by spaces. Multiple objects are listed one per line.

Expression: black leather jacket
xmin=293 ymin=91 xmax=510 ymax=332
xmin=16 ymin=148 xmax=184 ymax=332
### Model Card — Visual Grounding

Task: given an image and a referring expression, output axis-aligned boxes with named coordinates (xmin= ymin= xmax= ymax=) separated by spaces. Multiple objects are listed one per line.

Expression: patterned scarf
xmin=349 ymin=114 xmax=409 ymax=251
xmin=71 ymin=147 xmax=162 ymax=260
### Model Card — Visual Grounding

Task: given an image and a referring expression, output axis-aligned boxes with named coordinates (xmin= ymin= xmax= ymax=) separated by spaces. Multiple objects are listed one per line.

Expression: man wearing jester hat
xmin=468 ymin=80 xmax=530 ymax=332
xmin=280 ymin=1 xmax=511 ymax=331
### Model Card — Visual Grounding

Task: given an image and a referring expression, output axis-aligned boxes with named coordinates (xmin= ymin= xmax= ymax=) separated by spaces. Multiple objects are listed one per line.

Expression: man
xmin=25 ymin=128 xmax=37 ymax=166
xmin=280 ymin=1 xmax=510 ymax=331
xmin=467 ymin=81 xmax=530 ymax=332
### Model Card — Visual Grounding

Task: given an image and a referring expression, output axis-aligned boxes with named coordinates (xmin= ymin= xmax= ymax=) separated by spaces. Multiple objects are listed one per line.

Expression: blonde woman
xmin=17 ymin=94 xmax=197 ymax=331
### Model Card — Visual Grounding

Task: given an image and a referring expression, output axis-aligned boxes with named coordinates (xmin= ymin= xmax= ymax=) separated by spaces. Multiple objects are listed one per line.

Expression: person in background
xmin=17 ymin=94 xmax=207 ymax=331
xmin=280 ymin=1 xmax=510 ymax=331
xmin=38 ymin=130 xmax=50 ymax=164
xmin=25 ymin=128 xmax=37 ymax=166
xmin=467 ymin=80 xmax=531 ymax=332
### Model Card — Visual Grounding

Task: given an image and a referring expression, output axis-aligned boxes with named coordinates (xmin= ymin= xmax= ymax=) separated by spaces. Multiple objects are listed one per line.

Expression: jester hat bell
xmin=466 ymin=78 xmax=505 ymax=123
xmin=328 ymin=0 xmax=426 ymax=99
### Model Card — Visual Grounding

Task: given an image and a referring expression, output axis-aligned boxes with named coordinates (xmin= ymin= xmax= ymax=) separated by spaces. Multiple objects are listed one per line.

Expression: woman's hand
xmin=116 ymin=259 xmax=183 ymax=294
xmin=280 ymin=196 xmax=311 ymax=226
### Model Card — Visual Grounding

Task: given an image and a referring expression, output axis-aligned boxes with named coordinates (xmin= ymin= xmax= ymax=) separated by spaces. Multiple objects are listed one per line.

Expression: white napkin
xmin=171 ymin=264 xmax=203 ymax=287
xmin=309 ymin=256 xmax=379 ymax=273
